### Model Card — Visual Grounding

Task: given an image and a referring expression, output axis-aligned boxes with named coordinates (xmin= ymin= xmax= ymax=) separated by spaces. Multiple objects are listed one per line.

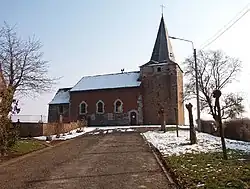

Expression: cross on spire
xmin=160 ymin=4 xmax=165 ymax=15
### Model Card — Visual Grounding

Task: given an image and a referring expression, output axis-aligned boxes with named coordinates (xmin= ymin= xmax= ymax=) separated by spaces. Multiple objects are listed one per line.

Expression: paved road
xmin=0 ymin=131 xmax=171 ymax=189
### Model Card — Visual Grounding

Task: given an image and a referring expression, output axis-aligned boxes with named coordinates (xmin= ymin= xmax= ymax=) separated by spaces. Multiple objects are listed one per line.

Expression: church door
xmin=130 ymin=112 xmax=137 ymax=125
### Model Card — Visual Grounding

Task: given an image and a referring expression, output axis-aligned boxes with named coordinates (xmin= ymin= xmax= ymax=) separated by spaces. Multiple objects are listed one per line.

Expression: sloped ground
xmin=143 ymin=130 xmax=250 ymax=156
xmin=0 ymin=139 xmax=47 ymax=163
xmin=0 ymin=130 xmax=172 ymax=189
xmin=143 ymin=130 xmax=250 ymax=188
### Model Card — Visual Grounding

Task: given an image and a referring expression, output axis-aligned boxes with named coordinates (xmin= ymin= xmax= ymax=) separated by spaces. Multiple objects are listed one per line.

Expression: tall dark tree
xmin=0 ymin=23 xmax=57 ymax=155
xmin=184 ymin=50 xmax=244 ymax=121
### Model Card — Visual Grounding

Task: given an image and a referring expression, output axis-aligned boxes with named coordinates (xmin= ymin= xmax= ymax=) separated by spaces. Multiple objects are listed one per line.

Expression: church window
xmin=96 ymin=100 xmax=105 ymax=114
xmin=114 ymin=99 xmax=123 ymax=113
xmin=157 ymin=67 xmax=161 ymax=72
xmin=79 ymin=101 xmax=87 ymax=114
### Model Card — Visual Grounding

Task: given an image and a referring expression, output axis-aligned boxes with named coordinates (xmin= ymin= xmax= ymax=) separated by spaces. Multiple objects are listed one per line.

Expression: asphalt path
xmin=0 ymin=131 xmax=172 ymax=189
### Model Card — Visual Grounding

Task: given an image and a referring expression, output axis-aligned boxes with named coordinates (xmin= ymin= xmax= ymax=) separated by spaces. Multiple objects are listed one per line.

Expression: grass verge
xmin=0 ymin=139 xmax=47 ymax=163
xmin=10 ymin=139 xmax=46 ymax=155
xmin=165 ymin=150 xmax=250 ymax=189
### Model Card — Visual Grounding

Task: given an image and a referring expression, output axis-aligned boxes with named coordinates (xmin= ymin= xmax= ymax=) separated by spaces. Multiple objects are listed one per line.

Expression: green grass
xmin=10 ymin=139 xmax=46 ymax=155
xmin=165 ymin=150 xmax=250 ymax=189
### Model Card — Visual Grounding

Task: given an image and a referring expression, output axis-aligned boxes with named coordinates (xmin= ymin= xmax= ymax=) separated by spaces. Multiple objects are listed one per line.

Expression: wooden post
xmin=213 ymin=89 xmax=227 ymax=160
xmin=185 ymin=103 xmax=197 ymax=144
xmin=175 ymin=108 xmax=179 ymax=137
xmin=158 ymin=106 xmax=166 ymax=132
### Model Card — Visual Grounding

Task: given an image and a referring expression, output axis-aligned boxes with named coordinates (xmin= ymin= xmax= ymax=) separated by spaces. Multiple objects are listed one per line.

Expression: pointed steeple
xmin=150 ymin=15 xmax=175 ymax=63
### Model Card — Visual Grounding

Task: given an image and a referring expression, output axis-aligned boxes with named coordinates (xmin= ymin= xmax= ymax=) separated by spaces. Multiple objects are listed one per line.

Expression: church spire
xmin=150 ymin=15 xmax=175 ymax=63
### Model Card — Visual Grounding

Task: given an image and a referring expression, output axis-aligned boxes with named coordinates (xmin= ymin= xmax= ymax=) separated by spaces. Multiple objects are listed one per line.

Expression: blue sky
xmin=1 ymin=0 xmax=249 ymax=122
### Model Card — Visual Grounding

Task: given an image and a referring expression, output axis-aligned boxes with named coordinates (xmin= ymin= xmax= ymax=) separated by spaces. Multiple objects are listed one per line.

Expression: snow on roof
xmin=49 ymin=88 xmax=71 ymax=105
xmin=70 ymin=71 xmax=141 ymax=92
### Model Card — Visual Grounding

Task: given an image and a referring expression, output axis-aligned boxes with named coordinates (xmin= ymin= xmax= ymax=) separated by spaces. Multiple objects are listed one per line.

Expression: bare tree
xmin=0 ymin=22 xmax=57 ymax=155
xmin=184 ymin=50 xmax=244 ymax=121
xmin=0 ymin=23 xmax=57 ymax=100
xmin=213 ymin=89 xmax=227 ymax=160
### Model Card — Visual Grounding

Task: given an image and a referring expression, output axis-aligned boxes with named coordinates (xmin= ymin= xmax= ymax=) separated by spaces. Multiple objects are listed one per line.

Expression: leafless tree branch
xmin=184 ymin=49 xmax=243 ymax=120
xmin=0 ymin=22 xmax=59 ymax=98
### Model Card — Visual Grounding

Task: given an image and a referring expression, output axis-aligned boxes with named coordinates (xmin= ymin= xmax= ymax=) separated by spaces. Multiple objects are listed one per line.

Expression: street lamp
xmin=169 ymin=36 xmax=201 ymax=130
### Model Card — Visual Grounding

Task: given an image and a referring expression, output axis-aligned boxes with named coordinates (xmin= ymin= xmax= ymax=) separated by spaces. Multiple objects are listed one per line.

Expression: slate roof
xmin=70 ymin=71 xmax=141 ymax=92
xmin=49 ymin=88 xmax=71 ymax=105
xmin=150 ymin=15 xmax=175 ymax=63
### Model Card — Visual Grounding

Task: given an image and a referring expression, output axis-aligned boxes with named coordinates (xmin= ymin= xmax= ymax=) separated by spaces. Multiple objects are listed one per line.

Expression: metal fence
xmin=11 ymin=115 xmax=48 ymax=123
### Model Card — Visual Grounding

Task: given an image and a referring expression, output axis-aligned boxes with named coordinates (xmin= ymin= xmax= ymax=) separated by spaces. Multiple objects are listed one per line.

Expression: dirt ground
xmin=0 ymin=130 xmax=172 ymax=189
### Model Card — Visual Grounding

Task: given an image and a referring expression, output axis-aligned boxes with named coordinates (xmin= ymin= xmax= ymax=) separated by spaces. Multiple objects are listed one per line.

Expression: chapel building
xmin=48 ymin=15 xmax=185 ymax=126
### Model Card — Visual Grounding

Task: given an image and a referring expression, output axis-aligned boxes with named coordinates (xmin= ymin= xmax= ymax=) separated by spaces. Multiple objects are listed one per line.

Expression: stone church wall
xmin=70 ymin=87 xmax=141 ymax=126
xmin=141 ymin=62 xmax=183 ymax=125
xmin=48 ymin=104 xmax=70 ymax=123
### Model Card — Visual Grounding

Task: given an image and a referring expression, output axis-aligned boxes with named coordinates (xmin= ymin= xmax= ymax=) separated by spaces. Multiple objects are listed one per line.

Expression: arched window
xmin=79 ymin=101 xmax=87 ymax=114
xmin=96 ymin=100 xmax=105 ymax=114
xmin=114 ymin=99 xmax=123 ymax=113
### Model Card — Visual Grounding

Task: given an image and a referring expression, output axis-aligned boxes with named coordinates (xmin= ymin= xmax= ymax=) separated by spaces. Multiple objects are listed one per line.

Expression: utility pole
xmin=194 ymin=49 xmax=201 ymax=131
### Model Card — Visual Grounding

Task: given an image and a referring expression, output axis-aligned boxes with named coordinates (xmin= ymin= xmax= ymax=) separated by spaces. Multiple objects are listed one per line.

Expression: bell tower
xmin=140 ymin=15 xmax=184 ymax=125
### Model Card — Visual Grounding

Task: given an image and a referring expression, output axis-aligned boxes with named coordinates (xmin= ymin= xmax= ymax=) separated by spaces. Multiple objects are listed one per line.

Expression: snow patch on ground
xmin=92 ymin=125 xmax=189 ymax=130
xmin=143 ymin=130 xmax=250 ymax=156
xmin=85 ymin=127 xmax=137 ymax=135
xmin=34 ymin=127 xmax=96 ymax=141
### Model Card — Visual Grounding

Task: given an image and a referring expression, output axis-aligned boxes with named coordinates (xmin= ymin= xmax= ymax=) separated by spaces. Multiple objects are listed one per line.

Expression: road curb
xmin=140 ymin=133 xmax=178 ymax=189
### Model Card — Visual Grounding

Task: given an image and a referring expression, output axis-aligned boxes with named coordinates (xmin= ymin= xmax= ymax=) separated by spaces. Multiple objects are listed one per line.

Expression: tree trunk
xmin=158 ymin=107 xmax=166 ymax=132
xmin=217 ymin=99 xmax=227 ymax=160
xmin=213 ymin=89 xmax=227 ymax=160
xmin=186 ymin=103 xmax=197 ymax=144
xmin=175 ymin=108 xmax=179 ymax=137
xmin=161 ymin=120 xmax=166 ymax=133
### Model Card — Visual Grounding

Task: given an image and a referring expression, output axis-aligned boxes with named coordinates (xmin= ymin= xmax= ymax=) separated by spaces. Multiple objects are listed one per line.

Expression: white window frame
xmin=96 ymin=100 xmax=105 ymax=114
xmin=79 ymin=101 xmax=88 ymax=115
xmin=114 ymin=99 xmax=123 ymax=113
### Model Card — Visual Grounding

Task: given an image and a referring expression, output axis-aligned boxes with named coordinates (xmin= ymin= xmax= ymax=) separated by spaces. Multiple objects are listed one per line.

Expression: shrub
xmin=200 ymin=119 xmax=217 ymax=134
xmin=0 ymin=87 xmax=20 ymax=155
xmin=224 ymin=118 xmax=250 ymax=142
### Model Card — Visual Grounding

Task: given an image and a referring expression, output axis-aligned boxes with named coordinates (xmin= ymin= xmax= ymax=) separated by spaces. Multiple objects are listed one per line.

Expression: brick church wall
xmin=70 ymin=87 xmax=141 ymax=126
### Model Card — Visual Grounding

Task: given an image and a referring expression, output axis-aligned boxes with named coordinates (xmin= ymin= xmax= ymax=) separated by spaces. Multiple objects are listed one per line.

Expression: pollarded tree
xmin=184 ymin=50 xmax=244 ymax=122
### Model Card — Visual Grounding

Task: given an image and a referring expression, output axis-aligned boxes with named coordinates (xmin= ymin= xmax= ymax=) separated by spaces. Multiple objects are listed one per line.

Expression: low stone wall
xmin=16 ymin=121 xmax=83 ymax=137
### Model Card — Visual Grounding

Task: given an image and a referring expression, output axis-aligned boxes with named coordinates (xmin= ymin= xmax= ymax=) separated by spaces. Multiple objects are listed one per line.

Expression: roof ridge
xmin=81 ymin=71 xmax=139 ymax=78
xmin=59 ymin=87 xmax=72 ymax=90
